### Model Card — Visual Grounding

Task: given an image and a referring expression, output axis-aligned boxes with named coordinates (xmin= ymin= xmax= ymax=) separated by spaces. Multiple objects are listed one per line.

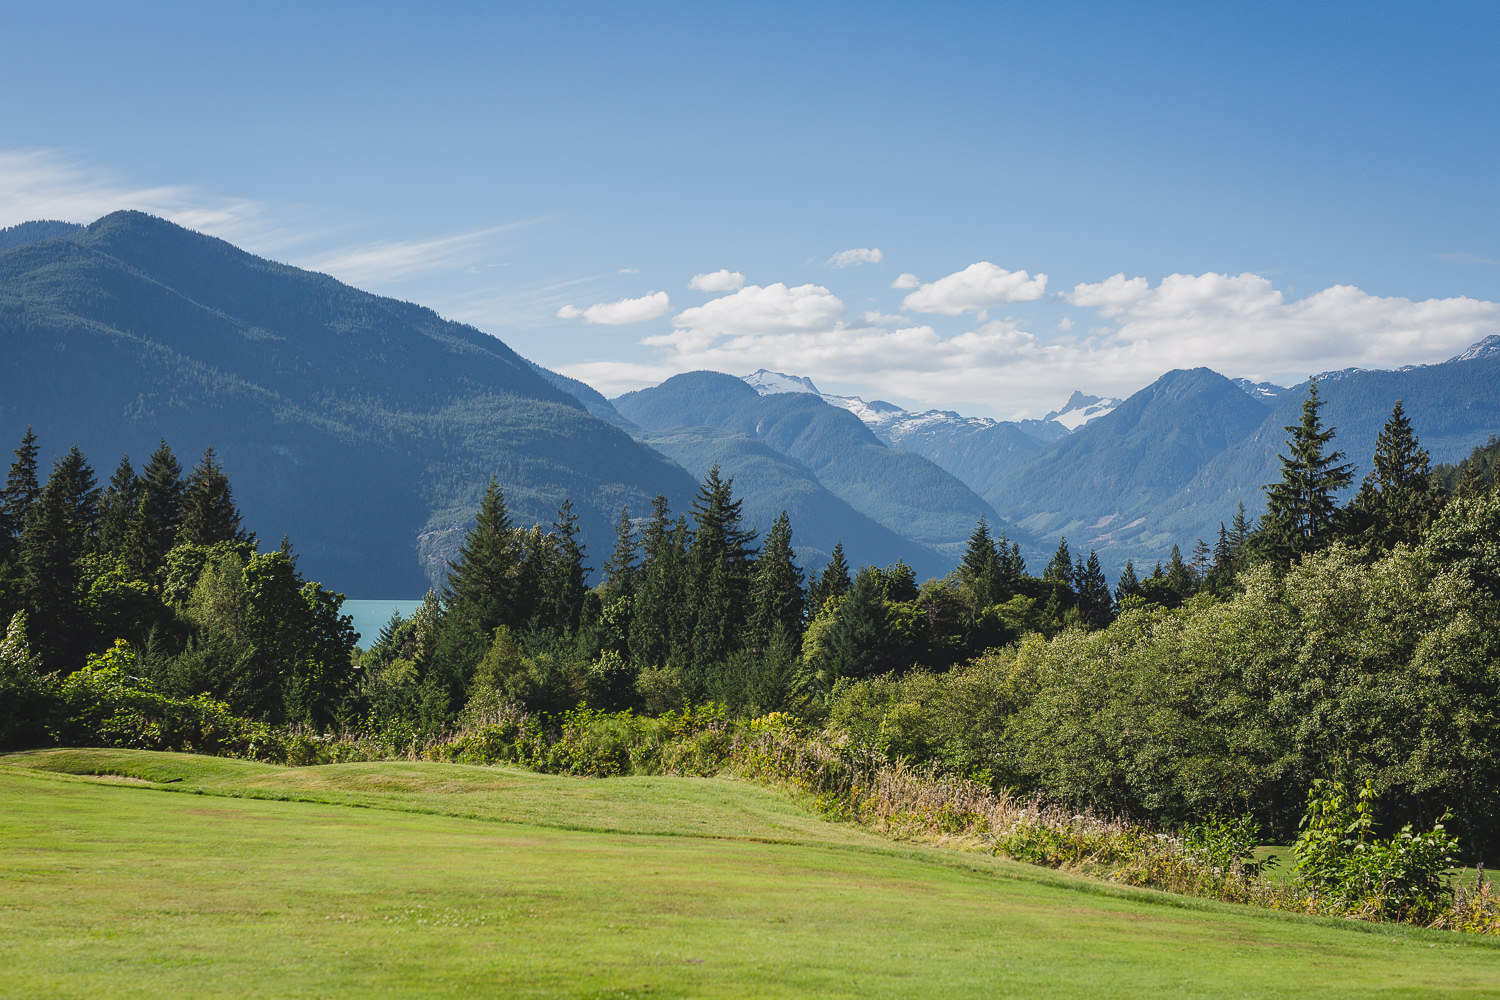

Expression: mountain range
xmin=5 ymin=212 xmax=1498 ymax=592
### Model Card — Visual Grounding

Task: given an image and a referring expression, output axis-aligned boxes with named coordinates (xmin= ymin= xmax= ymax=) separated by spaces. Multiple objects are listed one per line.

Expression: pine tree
xmin=1075 ymin=549 xmax=1113 ymax=628
xmin=442 ymin=478 xmax=518 ymax=634
xmin=1042 ymin=537 xmax=1073 ymax=586
xmin=1189 ymin=538 xmax=1212 ymax=582
xmin=51 ymin=446 xmax=99 ymax=553
xmin=959 ymin=516 xmax=1000 ymax=608
xmin=18 ymin=469 xmax=84 ymax=668
xmin=94 ymin=456 xmax=138 ymax=558
xmin=600 ymin=505 xmax=639 ymax=602
xmin=0 ymin=428 xmax=41 ymax=564
xmin=1351 ymin=400 xmax=1440 ymax=551
xmin=542 ymin=498 xmax=589 ymax=632
xmin=1114 ymin=560 xmax=1142 ymax=604
xmin=1259 ymin=381 xmax=1355 ymax=562
xmin=748 ymin=511 xmax=805 ymax=648
xmin=808 ymin=542 xmax=851 ymax=614
xmin=124 ymin=440 xmax=184 ymax=581
xmin=180 ymin=446 xmax=246 ymax=546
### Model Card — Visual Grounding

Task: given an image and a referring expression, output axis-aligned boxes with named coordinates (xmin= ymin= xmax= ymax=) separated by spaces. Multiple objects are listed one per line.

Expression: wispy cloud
xmin=558 ymin=291 xmax=672 ymax=325
xmin=301 ymin=223 xmax=534 ymax=286
xmin=1438 ymin=251 xmax=1500 ymax=267
xmin=828 ymin=247 xmax=883 ymax=268
xmin=0 ymin=147 xmax=284 ymax=249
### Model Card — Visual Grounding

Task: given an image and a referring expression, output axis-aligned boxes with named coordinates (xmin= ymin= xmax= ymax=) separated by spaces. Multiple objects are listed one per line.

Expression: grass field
xmin=3 ymin=749 xmax=1499 ymax=998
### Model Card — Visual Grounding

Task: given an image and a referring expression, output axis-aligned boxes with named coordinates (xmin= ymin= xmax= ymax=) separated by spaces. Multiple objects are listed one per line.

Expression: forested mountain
xmin=612 ymin=372 xmax=1016 ymax=563
xmin=990 ymin=368 xmax=1274 ymax=546
xmin=0 ymin=211 xmax=697 ymax=594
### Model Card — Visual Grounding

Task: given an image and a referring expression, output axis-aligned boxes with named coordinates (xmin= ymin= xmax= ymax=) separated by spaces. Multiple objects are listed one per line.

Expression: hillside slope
xmin=0 ymin=212 xmax=697 ymax=593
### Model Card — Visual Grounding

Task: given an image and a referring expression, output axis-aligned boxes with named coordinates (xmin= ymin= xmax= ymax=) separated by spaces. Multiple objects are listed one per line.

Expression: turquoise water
xmin=343 ymin=599 xmax=425 ymax=646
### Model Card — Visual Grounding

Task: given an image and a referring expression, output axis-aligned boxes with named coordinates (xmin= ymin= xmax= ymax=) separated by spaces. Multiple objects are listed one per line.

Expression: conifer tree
xmin=1259 ymin=381 xmax=1355 ymax=562
xmin=51 ymin=446 xmax=99 ymax=553
xmin=600 ymin=506 xmax=639 ymax=601
xmin=1351 ymin=400 xmax=1440 ymax=551
xmin=124 ymin=440 xmax=184 ymax=581
xmin=19 ymin=469 xmax=84 ymax=667
xmin=1042 ymin=536 xmax=1073 ymax=586
xmin=1075 ymin=549 xmax=1113 ymax=627
xmin=960 ymin=516 xmax=1000 ymax=608
xmin=180 ymin=446 xmax=246 ymax=546
xmin=748 ymin=511 xmax=805 ymax=648
xmin=1114 ymin=560 xmax=1142 ymax=604
xmin=542 ymin=498 xmax=589 ymax=633
xmin=808 ymin=541 xmax=851 ymax=614
xmin=442 ymin=478 xmax=517 ymax=633
xmin=0 ymin=428 xmax=41 ymax=564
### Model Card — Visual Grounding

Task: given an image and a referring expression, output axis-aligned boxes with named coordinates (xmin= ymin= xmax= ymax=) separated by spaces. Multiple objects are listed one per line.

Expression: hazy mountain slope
xmin=614 ymin=372 xmax=1007 ymax=561
xmin=529 ymin=361 xmax=639 ymax=432
xmin=990 ymin=368 xmax=1272 ymax=545
xmin=638 ymin=427 xmax=948 ymax=577
xmin=0 ymin=220 xmax=84 ymax=252
xmin=0 ymin=212 xmax=697 ymax=594
xmin=1150 ymin=354 xmax=1500 ymax=549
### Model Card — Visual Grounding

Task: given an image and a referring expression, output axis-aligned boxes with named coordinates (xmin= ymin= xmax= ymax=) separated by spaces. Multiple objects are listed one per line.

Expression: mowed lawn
xmin=3 ymin=750 xmax=1498 ymax=999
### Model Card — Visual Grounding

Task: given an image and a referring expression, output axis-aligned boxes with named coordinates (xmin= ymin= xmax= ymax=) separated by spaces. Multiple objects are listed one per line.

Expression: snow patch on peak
xmin=1233 ymin=377 xmax=1288 ymax=401
xmin=1450 ymin=334 xmax=1500 ymax=363
xmin=1044 ymin=391 xmax=1122 ymax=431
xmin=743 ymin=369 xmax=821 ymax=395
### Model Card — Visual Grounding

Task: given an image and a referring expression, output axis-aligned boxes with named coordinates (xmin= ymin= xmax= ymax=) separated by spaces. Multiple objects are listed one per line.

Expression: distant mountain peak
xmin=743 ymin=369 xmax=822 ymax=395
xmin=1451 ymin=334 xmax=1500 ymax=363
xmin=1044 ymin=390 xmax=1122 ymax=430
xmin=1232 ymin=377 xmax=1289 ymax=402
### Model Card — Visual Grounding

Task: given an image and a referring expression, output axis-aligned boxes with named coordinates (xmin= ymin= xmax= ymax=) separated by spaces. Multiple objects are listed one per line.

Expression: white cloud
xmin=304 ymin=225 xmax=525 ymax=286
xmin=0 ymin=147 xmax=281 ymax=249
xmin=1066 ymin=271 xmax=1500 ymax=380
xmin=672 ymin=282 xmax=844 ymax=336
xmin=828 ymin=247 xmax=883 ymax=268
xmin=902 ymin=261 xmax=1048 ymax=315
xmin=861 ymin=310 xmax=911 ymax=326
xmin=689 ymin=269 xmax=745 ymax=292
xmin=892 ymin=272 xmax=920 ymax=290
xmin=557 ymin=291 xmax=672 ymax=325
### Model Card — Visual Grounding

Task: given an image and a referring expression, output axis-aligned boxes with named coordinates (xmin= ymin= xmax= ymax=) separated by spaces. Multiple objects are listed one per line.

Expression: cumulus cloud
xmin=902 ymin=262 xmax=1049 ymax=315
xmin=689 ymin=269 xmax=745 ymax=292
xmin=557 ymin=291 xmax=672 ymax=325
xmin=1067 ymin=271 xmax=1500 ymax=379
xmin=672 ymin=282 xmax=844 ymax=337
xmin=828 ymin=247 xmax=883 ymax=268
xmin=892 ymin=272 xmax=920 ymax=290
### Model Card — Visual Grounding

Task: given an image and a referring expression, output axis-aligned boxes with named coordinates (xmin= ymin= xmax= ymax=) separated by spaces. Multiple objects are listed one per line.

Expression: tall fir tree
xmin=51 ymin=446 xmax=99 ymax=554
xmin=807 ymin=541 xmax=851 ymax=614
xmin=747 ymin=511 xmax=805 ymax=648
xmin=180 ymin=446 xmax=247 ymax=546
xmin=959 ymin=516 xmax=1000 ymax=608
xmin=1113 ymin=559 xmax=1142 ymax=604
xmin=124 ymin=439 xmax=184 ymax=581
xmin=1075 ymin=549 xmax=1113 ymax=628
xmin=18 ymin=467 xmax=85 ymax=668
xmin=1258 ymin=381 xmax=1355 ymax=562
xmin=599 ymin=505 xmax=639 ymax=602
xmin=542 ymin=498 xmax=589 ymax=633
xmin=442 ymin=478 xmax=518 ymax=633
xmin=0 ymin=427 xmax=42 ymax=565
xmin=94 ymin=456 xmax=139 ymax=558
xmin=1350 ymin=400 xmax=1440 ymax=552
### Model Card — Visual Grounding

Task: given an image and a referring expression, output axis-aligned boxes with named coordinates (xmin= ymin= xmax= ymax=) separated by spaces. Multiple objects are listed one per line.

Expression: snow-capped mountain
xmin=1042 ymin=391 xmax=1123 ymax=431
xmin=1451 ymin=334 xmax=1500 ymax=363
xmin=740 ymin=369 xmax=1108 ymax=443
xmin=1233 ymin=377 xmax=1289 ymax=401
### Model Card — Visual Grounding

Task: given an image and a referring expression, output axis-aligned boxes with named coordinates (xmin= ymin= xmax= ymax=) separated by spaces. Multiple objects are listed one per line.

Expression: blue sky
xmin=3 ymin=1 xmax=1498 ymax=417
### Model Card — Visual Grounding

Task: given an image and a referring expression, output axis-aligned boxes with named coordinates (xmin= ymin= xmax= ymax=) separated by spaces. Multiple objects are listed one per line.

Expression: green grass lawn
xmin=3 ymin=749 xmax=1498 ymax=999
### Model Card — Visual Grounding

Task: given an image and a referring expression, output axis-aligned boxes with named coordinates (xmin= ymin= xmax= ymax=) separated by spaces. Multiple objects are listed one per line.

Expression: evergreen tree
xmin=685 ymin=466 xmax=756 ymax=675
xmin=18 ymin=469 xmax=84 ymax=668
xmin=1351 ymin=400 xmax=1440 ymax=551
xmin=1259 ymin=381 xmax=1355 ymax=562
xmin=0 ymin=428 xmax=41 ymax=565
xmin=1189 ymin=538 xmax=1212 ymax=582
xmin=124 ymin=439 xmax=184 ymax=581
xmin=818 ymin=566 xmax=888 ymax=682
xmin=94 ymin=457 xmax=139 ymax=558
xmin=1042 ymin=536 xmax=1073 ymax=586
xmin=1229 ymin=502 xmax=1254 ymax=556
xmin=748 ymin=511 xmax=805 ymax=648
xmin=1114 ymin=560 xmax=1142 ymax=604
xmin=629 ymin=512 xmax=688 ymax=670
xmin=51 ymin=446 xmax=99 ymax=553
xmin=441 ymin=478 xmax=518 ymax=634
xmin=180 ymin=446 xmax=246 ymax=546
xmin=542 ymin=498 xmax=589 ymax=633
xmin=1075 ymin=549 xmax=1113 ymax=628
xmin=959 ymin=516 xmax=1000 ymax=608
xmin=808 ymin=542 xmax=851 ymax=613
xmin=600 ymin=505 xmax=639 ymax=602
